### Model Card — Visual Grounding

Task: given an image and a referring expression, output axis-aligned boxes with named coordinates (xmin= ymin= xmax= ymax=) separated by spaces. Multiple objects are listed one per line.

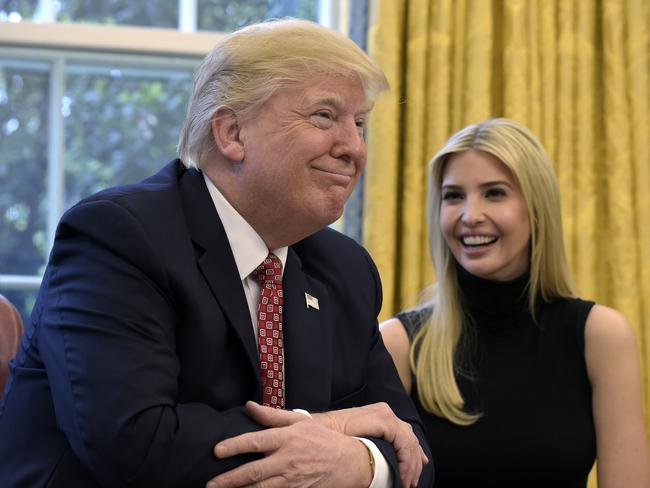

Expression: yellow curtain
xmin=364 ymin=0 xmax=649 ymax=485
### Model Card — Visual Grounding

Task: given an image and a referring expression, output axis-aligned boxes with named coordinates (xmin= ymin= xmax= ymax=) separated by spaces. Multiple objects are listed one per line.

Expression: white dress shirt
xmin=203 ymin=173 xmax=391 ymax=488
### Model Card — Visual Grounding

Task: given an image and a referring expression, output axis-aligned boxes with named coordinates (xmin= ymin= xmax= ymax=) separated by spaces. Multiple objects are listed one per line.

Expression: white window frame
xmin=0 ymin=0 xmax=347 ymax=292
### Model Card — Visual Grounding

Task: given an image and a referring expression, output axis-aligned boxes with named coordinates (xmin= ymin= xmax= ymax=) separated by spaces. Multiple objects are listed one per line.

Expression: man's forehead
xmin=297 ymin=82 xmax=373 ymax=113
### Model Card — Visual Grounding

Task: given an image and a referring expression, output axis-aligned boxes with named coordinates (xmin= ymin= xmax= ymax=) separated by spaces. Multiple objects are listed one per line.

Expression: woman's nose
xmin=461 ymin=197 xmax=485 ymax=225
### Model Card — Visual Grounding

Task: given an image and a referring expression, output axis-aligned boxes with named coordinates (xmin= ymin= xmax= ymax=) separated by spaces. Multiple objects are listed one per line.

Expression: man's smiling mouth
xmin=312 ymin=167 xmax=354 ymax=177
xmin=312 ymin=167 xmax=355 ymax=185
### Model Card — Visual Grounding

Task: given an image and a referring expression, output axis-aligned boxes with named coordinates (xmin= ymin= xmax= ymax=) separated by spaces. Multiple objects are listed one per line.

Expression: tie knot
xmin=252 ymin=253 xmax=282 ymax=285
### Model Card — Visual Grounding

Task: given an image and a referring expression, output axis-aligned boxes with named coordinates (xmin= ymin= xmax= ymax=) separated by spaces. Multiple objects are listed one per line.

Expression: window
xmin=1 ymin=0 xmax=348 ymax=321
xmin=1 ymin=0 xmax=323 ymax=28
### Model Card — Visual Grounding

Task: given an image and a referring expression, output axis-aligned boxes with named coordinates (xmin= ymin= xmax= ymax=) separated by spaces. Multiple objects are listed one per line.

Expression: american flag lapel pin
xmin=305 ymin=293 xmax=320 ymax=310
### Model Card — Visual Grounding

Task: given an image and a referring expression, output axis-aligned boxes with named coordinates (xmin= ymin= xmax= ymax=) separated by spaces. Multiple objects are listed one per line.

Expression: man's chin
xmin=312 ymin=206 xmax=345 ymax=231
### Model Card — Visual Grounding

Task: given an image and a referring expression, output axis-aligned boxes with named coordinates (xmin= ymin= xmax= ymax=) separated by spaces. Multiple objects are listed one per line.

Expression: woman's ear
xmin=211 ymin=107 xmax=245 ymax=162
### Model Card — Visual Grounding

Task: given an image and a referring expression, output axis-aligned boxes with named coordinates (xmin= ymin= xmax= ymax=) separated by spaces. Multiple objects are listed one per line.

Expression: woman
xmin=381 ymin=118 xmax=650 ymax=487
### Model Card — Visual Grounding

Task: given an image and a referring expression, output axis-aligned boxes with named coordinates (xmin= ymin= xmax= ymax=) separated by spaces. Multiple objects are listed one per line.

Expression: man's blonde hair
xmin=178 ymin=18 xmax=388 ymax=169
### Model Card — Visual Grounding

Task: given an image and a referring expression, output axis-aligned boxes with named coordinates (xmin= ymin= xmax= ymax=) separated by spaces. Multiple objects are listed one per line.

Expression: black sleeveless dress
xmin=398 ymin=267 xmax=596 ymax=487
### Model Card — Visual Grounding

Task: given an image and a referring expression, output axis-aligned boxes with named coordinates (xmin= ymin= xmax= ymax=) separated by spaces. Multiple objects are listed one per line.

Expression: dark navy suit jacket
xmin=0 ymin=160 xmax=432 ymax=487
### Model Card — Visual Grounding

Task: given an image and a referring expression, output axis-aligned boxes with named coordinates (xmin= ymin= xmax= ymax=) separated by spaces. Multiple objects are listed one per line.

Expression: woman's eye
xmin=486 ymin=188 xmax=506 ymax=198
xmin=442 ymin=191 xmax=462 ymax=201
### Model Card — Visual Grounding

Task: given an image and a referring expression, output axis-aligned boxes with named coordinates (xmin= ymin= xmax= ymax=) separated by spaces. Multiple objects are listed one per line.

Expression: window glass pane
xmin=0 ymin=59 xmax=49 ymax=276
xmin=0 ymin=0 xmax=38 ymax=21
xmin=0 ymin=288 xmax=38 ymax=324
xmin=63 ymin=64 xmax=193 ymax=208
xmin=57 ymin=0 xmax=178 ymax=28
xmin=198 ymin=0 xmax=318 ymax=32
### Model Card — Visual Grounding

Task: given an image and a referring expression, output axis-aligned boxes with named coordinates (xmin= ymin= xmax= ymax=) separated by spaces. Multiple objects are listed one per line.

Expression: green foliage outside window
xmin=2 ymin=0 xmax=318 ymax=30
xmin=57 ymin=0 xmax=178 ymax=27
xmin=198 ymin=0 xmax=317 ymax=31
xmin=0 ymin=61 xmax=193 ymax=320
xmin=63 ymin=66 xmax=192 ymax=207
xmin=0 ymin=63 xmax=49 ymax=277
xmin=0 ymin=0 xmax=37 ymax=20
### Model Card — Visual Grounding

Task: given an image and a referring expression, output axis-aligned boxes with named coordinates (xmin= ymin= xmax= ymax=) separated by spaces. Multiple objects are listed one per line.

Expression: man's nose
xmin=331 ymin=119 xmax=365 ymax=163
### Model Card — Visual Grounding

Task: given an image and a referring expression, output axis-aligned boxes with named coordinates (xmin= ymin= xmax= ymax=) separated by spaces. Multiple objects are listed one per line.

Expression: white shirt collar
xmin=202 ymin=172 xmax=287 ymax=280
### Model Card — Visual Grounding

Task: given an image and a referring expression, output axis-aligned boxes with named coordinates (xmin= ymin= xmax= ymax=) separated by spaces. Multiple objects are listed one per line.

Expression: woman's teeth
xmin=462 ymin=235 xmax=497 ymax=246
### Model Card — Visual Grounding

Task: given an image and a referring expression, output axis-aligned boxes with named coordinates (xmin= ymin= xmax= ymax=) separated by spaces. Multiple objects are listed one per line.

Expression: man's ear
xmin=211 ymin=107 xmax=245 ymax=162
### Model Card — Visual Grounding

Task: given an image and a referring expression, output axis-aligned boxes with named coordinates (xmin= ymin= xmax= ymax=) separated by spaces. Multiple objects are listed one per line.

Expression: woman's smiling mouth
xmin=460 ymin=235 xmax=499 ymax=247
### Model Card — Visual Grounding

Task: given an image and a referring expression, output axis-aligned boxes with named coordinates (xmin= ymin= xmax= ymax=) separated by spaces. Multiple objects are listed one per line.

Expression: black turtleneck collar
xmin=456 ymin=262 xmax=531 ymax=329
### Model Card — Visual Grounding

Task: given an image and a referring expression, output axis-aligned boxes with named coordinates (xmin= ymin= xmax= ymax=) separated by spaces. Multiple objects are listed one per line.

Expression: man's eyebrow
xmin=303 ymin=93 xmax=345 ymax=109
xmin=303 ymin=93 xmax=372 ymax=114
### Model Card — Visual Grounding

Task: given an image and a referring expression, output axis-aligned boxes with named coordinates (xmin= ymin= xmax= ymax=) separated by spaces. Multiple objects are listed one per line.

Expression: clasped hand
xmin=206 ymin=401 xmax=428 ymax=488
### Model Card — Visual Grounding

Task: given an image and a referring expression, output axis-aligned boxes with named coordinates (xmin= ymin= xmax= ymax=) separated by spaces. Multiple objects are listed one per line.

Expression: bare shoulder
xmin=586 ymin=303 xmax=630 ymax=329
xmin=585 ymin=305 xmax=637 ymax=355
xmin=380 ymin=318 xmax=410 ymax=353
xmin=584 ymin=305 xmax=650 ymax=485
xmin=379 ymin=318 xmax=412 ymax=393
xmin=584 ymin=303 xmax=640 ymax=386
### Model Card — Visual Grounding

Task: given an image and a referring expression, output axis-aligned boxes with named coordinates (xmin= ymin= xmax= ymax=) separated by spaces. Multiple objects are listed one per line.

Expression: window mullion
xmin=34 ymin=0 xmax=56 ymax=22
xmin=319 ymin=0 xmax=349 ymax=34
xmin=178 ymin=0 xmax=198 ymax=32
xmin=0 ymin=275 xmax=43 ymax=289
xmin=47 ymin=56 xmax=65 ymax=251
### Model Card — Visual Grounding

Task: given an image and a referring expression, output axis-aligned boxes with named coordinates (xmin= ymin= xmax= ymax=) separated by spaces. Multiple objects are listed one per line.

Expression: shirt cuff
xmin=356 ymin=437 xmax=393 ymax=488
xmin=291 ymin=408 xmax=312 ymax=418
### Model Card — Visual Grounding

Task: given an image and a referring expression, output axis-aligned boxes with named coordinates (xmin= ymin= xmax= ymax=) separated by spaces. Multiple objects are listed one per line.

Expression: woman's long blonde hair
xmin=411 ymin=118 xmax=576 ymax=425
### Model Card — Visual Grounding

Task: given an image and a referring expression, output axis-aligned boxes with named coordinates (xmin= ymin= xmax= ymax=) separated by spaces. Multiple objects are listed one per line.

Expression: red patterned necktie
xmin=251 ymin=253 xmax=285 ymax=409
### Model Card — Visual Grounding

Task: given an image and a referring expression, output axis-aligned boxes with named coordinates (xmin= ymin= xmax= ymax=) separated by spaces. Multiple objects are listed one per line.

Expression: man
xmin=0 ymin=19 xmax=433 ymax=487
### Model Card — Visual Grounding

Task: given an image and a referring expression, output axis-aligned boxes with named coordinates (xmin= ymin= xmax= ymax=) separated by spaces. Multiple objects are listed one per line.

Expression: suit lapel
xmin=177 ymin=166 xmax=332 ymax=409
xmin=178 ymin=168 xmax=260 ymax=385
xmin=282 ymin=248 xmax=332 ymax=410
